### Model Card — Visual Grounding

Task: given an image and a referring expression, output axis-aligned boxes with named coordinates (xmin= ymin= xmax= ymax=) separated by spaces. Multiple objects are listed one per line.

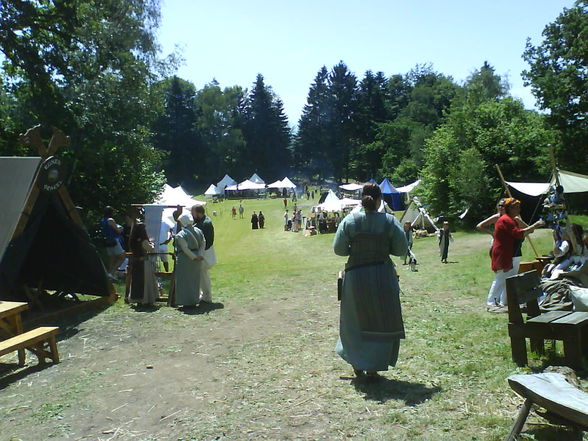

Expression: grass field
xmin=0 ymin=196 xmax=587 ymax=441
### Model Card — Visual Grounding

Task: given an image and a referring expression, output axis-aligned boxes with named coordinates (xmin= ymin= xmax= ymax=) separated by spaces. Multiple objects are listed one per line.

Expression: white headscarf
xmin=178 ymin=214 xmax=193 ymax=227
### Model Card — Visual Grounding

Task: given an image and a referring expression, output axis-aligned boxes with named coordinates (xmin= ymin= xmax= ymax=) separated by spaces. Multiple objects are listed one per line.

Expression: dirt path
xmin=0 ymin=278 xmax=346 ymax=441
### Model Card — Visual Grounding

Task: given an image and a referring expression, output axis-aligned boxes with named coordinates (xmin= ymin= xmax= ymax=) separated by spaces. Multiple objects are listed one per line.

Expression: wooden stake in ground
xmin=495 ymin=164 xmax=540 ymax=258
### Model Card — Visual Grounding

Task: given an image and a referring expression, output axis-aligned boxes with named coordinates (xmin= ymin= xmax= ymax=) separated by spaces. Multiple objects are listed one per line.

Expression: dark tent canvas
xmin=379 ymin=178 xmax=404 ymax=211
xmin=0 ymin=156 xmax=110 ymax=302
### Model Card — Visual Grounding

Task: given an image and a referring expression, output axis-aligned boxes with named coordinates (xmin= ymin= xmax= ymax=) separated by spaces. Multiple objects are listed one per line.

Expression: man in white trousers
xmin=192 ymin=205 xmax=216 ymax=303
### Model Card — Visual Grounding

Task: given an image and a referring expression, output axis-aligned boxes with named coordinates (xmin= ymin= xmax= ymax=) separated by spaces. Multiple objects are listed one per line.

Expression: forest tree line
xmin=0 ymin=0 xmax=586 ymax=225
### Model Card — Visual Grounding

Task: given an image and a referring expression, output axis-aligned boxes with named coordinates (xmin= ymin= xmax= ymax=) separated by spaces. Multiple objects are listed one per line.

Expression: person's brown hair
xmin=362 ymin=183 xmax=382 ymax=212
xmin=192 ymin=205 xmax=205 ymax=215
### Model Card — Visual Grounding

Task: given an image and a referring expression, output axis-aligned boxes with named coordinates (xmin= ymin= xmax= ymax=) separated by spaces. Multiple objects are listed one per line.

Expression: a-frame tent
xmin=400 ymin=197 xmax=439 ymax=232
xmin=379 ymin=178 xmax=404 ymax=211
xmin=0 ymin=126 xmax=114 ymax=311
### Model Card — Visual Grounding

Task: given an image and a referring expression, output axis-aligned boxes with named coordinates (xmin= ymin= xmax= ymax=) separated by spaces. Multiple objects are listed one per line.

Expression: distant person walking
xmin=283 ymin=198 xmax=287 ymax=208
xmin=239 ymin=203 xmax=244 ymax=219
xmin=403 ymin=222 xmax=414 ymax=265
xmin=251 ymin=211 xmax=259 ymax=229
xmin=231 ymin=206 xmax=237 ymax=219
xmin=284 ymin=210 xmax=289 ymax=231
xmin=258 ymin=211 xmax=265 ymax=229
xmin=438 ymin=221 xmax=453 ymax=263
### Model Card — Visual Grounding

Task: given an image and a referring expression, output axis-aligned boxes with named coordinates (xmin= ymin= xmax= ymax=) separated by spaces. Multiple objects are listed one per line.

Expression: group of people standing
xmin=101 ymin=204 xmax=216 ymax=308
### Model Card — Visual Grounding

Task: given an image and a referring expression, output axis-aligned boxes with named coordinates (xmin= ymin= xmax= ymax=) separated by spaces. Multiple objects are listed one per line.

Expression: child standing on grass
xmin=438 ymin=221 xmax=453 ymax=263
xmin=403 ymin=221 xmax=414 ymax=265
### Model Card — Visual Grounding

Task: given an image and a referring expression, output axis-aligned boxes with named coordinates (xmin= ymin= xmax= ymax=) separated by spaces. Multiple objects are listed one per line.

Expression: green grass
xmin=1 ymin=195 xmax=586 ymax=441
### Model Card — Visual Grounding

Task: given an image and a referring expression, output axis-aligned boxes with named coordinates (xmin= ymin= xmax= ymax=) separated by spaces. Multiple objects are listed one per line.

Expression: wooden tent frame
xmin=7 ymin=125 xmax=117 ymax=324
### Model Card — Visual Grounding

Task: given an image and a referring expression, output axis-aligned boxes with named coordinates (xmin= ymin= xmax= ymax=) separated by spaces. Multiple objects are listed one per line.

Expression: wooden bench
xmin=506 ymin=270 xmax=588 ymax=368
xmin=0 ymin=327 xmax=60 ymax=365
xmin=506 ymin=373 xmax=588 ymax=440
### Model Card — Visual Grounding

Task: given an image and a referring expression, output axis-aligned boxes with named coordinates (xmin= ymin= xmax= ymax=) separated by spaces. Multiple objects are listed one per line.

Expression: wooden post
xmin=495 ymin=164 xmax=540 ymax=258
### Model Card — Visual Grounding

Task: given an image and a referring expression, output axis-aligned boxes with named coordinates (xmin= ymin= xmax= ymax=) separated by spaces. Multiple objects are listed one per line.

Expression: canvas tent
xmin=249 ymin=173 xmax=265 ymax=184
xmin=396 ymin=179 xmax=421 ymax=194
xmin=0 ymin=128 xmax=112 ymax=304
xmin=339 ymin=183 xmax=363 ymax=191
xmin=204 ymin=184 xmax=220 ymax=196
xmin=280 ymin=177 xmax=296 ymax=189
xmin=226 ymin=180 xmax=266 ymax=191
xmin=267 ymin=179 xmax=284 ymax=189
xmin=216 ymin=174 xmax=237 ymax=194
xmin=400 ymin=197 xmax=439 ymax=232
xmin=317 ymin=190 xmax=343 ymax=212
xmin=505 ymin=169 xmax=588 ymax=222
xmin=380 ymin=178 xmax=404 ymax=211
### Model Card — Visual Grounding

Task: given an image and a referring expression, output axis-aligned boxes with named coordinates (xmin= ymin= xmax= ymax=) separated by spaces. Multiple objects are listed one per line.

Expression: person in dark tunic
xmin=333 ymin=183 xmax=407 ymax=379
xmin=258 ymin=211 xmax=265 ymax=229
xmin=251 ymin=212 xmax=259 ymax=229
xmin=438 ymin=221 xmax=453 ymax=263
xmin=128 ymin=223 xmax=158 ymax=305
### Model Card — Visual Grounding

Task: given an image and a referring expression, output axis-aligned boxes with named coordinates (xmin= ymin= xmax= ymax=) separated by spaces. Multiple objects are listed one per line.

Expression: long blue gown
xmin=333 ymin=211 xmax=408 ymax=371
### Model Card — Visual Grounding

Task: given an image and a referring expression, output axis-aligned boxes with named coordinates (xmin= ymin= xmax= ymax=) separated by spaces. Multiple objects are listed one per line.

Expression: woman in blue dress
xmin=333 ymin=183 xmax=408 ymax=378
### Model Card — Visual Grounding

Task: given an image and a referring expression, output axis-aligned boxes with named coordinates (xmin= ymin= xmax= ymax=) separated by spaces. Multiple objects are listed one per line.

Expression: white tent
xmin=226 ymin=180 xmax=266 ymax=191
xmin=317 ymin=190 xmax=343 ymax=212
xmin=249 ymin=173 xmax=265 ymax=184
xmin=204 ymin=184 xmax=220 ymax=196
xmin=216 ymin=174 xmax=237 ymax=192
xmin=396 ymin=179 xmax=421 ymax=193
xmin=156 ymin=185 xmax=206 ymax=207
xmin=506 ymin=169 xmax=588 ymax=197
xmin=400 ymin=197 xmax=439 ymax=232
xmin=280 ymin=177 xmax=296 ymax=189
xmin=339 ymin=183 xmax=363 ymax=191
xmin=267 ymin=179 xmax=284 ymax=189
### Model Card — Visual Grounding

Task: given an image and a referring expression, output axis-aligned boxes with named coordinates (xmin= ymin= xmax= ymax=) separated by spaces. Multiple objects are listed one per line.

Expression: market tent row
xmin=0 ymin=155 xmax=112 ymax=303
xmin=267 ymin=177 xmax=297 ymax=189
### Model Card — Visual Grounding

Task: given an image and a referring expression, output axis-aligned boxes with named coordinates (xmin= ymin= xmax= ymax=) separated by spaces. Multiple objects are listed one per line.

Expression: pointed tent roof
xmin=204 ymin=184 xmax=220 ymax=196
xmin=280 ymin=177 xmax=296 ymax=188
xmin=249 ymin=173 xmax=265 ymax=184
xmin=1 ymin=129 xmax=111 ymax=301
xmin=267 ymin=179 xmax=284 ymax=189
xmin=317 ymin=190 xmax=343 ymax=212
xmin=216 ymin=174 xmax=237 ymax=190
xmin=379 ymin=178 xmax=399 ymax=194
xmin=396 ymin=179 xmax=421 ymax=193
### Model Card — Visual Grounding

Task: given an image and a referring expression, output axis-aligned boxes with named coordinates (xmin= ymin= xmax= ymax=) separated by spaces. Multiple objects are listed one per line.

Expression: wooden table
xmin=0 ymin=301 xmax=29 ymax=366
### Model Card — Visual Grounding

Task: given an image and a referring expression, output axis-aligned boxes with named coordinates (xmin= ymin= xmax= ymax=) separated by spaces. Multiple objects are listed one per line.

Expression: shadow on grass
xmin=350 ymin=376 xmax=441 ymax=405
xmin=522 ymin=425 xmax=584 ymax=440
xmin=130 ymin=304 xmax=161 ymax=313
xmin=180 ymin=302 xmax=224 ymax=315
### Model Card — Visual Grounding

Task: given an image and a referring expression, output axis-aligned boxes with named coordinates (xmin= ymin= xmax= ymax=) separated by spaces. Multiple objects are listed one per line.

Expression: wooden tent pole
xmin=495 ymin=164 xmax=540 ymax=258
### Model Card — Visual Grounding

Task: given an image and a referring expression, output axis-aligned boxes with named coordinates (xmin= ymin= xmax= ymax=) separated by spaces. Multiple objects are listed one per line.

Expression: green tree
xmin=420 ymin=98 xmax=556 ymax=224
xmin=327 ymin=61 xmax=358 ymax=182
xmin=152 ymin=76 xmax=200 ymax=187
xmin=294 ymin=66 xmax=331 ymax=179
xmin=194 ymin=81 xmax=246 ymax=181
xmin=522 ymin=0 xmax=588 ymax=173
xmin=465 ymin=61 xmax=509 ymax=106
xmin=242 ymin=74 xmax=291 ymax=180
xmin=0 ymin=0 xmax=166 ymax=224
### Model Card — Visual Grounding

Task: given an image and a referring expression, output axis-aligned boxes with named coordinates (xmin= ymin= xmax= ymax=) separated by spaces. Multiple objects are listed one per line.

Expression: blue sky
xmin=157 ymin=0 xmax=576 ymax=125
